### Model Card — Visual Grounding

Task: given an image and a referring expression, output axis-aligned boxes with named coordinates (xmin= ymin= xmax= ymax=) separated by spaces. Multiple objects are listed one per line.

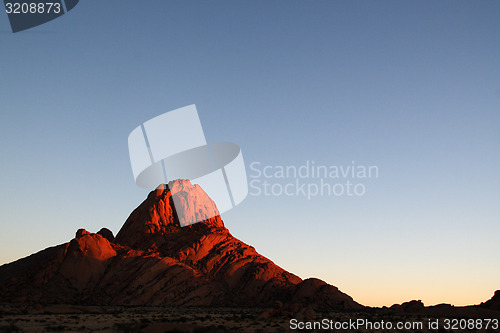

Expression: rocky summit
xmin=0 ymin=179 xmax=361 ymax=310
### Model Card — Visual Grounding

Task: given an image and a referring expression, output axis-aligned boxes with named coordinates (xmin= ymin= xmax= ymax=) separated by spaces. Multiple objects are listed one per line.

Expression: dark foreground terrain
xmin=0 ymin=304 xmax=499 ymax=333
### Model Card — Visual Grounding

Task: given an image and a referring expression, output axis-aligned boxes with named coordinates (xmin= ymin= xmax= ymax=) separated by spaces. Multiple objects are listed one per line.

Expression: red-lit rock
xmin=0 ymin=179 xmax=357 ymax=308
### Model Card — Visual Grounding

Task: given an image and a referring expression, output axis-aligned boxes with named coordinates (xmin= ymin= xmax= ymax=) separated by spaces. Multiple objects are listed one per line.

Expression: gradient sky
xmin=1 ymin=1 xmax=499 ymax=307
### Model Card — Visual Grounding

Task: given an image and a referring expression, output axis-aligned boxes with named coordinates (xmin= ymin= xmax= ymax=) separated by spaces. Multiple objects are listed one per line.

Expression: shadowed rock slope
xmin=0 ymin=180 xmax=360 ymax=310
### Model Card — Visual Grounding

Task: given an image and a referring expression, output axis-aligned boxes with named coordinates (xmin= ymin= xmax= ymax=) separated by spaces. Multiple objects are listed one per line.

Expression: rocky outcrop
xmin=116 ymin=180 xmax=225 ymax=251
xmin=59 ymin=233 xmax=117 ymax=291
xmin=291 ymin=278 xmax=362 ymax=310
xmin=387 ymin=292 xmax=500 ymax=318
xmin=480 ymin=290 xmax=500 ymax=311
xmin=390 ymin=300 xmax=425 ymax=313
xmin=97 ymin=228 xmax=115 ymax=242
xmin=75 ymin=228 xmax=90 ymax=238
xmin=0 ymin=179 xmax=359 ymax=310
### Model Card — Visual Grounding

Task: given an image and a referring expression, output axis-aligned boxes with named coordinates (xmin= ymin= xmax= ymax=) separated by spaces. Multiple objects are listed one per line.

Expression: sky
xmin=0 ymin=0 xmax=499 ymax=307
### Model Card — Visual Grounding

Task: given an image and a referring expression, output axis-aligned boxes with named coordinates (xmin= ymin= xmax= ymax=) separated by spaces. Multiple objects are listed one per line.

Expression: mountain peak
xmin=0 ymin=179 xmax=362 ymax=310
xmin=116 ymin=179 xmax=224 ymax=251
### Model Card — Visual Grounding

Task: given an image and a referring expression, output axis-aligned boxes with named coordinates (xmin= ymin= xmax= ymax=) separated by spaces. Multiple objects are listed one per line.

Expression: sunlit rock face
xmin=115 ymin=179 xmax=224 ymax=251
xmin=169 ymin=179 xmax=220 ymax=227
xmin=0 ymin=179 xmax=360 ymax=310
xmin=59 ymin=232 xmax=117 ymax=290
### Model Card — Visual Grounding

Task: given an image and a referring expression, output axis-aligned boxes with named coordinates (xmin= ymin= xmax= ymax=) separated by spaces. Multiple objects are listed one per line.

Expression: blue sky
xmin=1 ymin=1 xmax=499 ymax=307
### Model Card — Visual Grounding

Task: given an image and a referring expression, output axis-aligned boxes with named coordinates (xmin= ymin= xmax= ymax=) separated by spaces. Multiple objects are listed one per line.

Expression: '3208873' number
xmin=5 ymin=2 xmax=61 ymax=14
xmin=443 ymin=318 xmax=498 ymax=330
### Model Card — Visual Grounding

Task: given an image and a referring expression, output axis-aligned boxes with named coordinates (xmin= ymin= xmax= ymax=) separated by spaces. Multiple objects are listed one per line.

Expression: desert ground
xmin=1 ymin=303 xmax=499 ymax=333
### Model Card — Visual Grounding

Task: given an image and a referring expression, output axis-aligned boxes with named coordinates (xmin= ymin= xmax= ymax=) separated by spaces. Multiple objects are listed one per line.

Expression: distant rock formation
xmin=388 ymin=291 xmax=500 ymax=317
xmin=480 ymin=290 xmax=500 ymax=311
xmin=0 ymin=179 xmax=360 ymax=310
